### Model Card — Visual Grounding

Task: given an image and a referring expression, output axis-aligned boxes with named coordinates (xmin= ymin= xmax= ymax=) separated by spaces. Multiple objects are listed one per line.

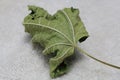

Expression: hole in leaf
xmin=53 ymin=61 xmax=68 ymax=78
xmin=79 ymin=36 xmax=88 ymax=42
xmin=32 ymin=17 xmax=34 ymax=20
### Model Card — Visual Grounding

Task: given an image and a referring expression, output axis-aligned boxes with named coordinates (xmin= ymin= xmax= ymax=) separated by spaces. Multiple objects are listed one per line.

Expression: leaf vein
xmin=43 ymin=43 xmax=72 ymax=54
xmin=61 ymin=10 xmax=75 ymax=44
xmin=23 ymin=23 xmax=73 ymax=44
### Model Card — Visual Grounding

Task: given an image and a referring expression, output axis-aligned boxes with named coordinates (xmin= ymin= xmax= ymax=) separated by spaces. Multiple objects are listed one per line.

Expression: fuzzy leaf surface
xmin=23 ymin=6 xmax=88 ymax=78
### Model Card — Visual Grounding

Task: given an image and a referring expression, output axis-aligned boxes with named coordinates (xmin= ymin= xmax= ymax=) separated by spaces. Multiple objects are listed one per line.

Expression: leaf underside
xmin=23 ymin=5 xmax=88 ymax=78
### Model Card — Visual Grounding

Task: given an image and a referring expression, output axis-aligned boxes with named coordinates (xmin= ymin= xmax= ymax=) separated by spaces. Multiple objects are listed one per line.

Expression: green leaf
xmin=23 ymin=5 xmax=88 ymax=78
xmin=23 ymin=5 xmax=120 ymax=78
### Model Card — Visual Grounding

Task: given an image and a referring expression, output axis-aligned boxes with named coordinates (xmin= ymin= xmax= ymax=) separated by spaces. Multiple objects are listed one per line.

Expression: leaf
xmin=23 ymin=5 xmax=120 ymax=78
xmin=23 ymin=5 xmax=88 ymax=78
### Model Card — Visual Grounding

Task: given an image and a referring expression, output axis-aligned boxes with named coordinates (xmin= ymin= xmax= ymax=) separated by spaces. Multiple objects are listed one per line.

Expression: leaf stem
xmin=76 ymin=46 xmax=120 ymax=69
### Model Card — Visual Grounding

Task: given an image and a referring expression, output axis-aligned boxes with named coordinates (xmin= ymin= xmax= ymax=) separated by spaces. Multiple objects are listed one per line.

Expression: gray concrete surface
xmin=0 ymin=0 xmax=120 ymax=80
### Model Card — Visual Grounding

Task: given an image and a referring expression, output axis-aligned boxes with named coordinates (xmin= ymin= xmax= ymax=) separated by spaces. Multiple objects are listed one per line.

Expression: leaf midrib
xmin=61 ymin=10 xmax=75 ymax=44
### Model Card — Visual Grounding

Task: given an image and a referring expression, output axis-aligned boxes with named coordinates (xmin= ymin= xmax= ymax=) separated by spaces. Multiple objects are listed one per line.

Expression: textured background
xmin=0 ymin=0 xmax=120 ymax=80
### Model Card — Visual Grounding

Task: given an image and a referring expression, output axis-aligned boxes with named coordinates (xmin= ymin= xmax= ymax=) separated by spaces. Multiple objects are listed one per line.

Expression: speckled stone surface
xmin=0 ymin=0 xmax=120 ymax=80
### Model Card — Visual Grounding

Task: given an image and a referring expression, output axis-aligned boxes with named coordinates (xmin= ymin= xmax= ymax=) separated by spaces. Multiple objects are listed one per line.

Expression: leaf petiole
xmin=76 ymin=46 xmax=120 ymax=69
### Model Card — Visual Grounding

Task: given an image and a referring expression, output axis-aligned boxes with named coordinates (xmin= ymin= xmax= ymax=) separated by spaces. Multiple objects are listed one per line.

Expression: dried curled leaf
xmin=23 ymin=5 xmax=88 ymax=78
xmin=23 ymin=5 xmax=120 ymax=78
